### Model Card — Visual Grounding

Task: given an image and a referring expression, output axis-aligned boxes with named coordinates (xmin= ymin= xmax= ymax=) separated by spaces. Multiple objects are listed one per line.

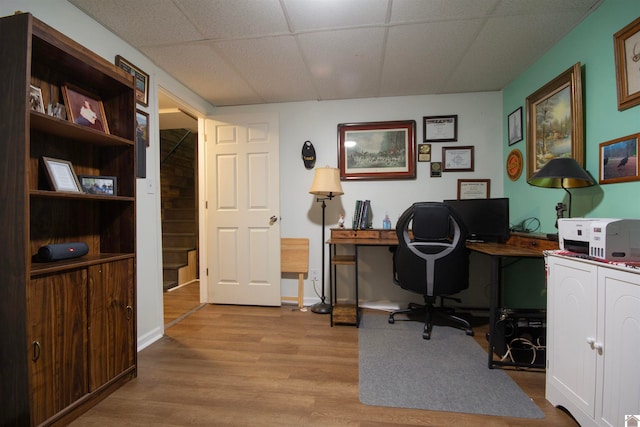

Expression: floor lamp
xmin=309 ymin=167 xmax=344 ymax=314
xmin=527 ymin=157 xmax=594 ymax=237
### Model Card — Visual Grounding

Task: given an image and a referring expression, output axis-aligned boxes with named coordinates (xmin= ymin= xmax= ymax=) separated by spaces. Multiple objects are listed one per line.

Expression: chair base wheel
xmin=388 ymin=317 xmax=395 ymax=324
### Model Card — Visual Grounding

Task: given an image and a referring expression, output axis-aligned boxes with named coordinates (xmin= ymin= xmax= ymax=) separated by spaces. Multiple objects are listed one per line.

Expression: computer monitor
xmin=443 ymin=198 xmax=510 ymax=242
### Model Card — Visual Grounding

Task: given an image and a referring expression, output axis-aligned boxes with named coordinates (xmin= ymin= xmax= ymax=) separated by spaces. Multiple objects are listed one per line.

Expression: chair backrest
xmin=393 ymin=202 xmax=469 ymax=298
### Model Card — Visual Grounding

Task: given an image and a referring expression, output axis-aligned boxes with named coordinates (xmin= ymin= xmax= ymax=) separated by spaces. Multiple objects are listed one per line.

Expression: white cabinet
xmin=545 ymin=254 xmax=640 ymax=427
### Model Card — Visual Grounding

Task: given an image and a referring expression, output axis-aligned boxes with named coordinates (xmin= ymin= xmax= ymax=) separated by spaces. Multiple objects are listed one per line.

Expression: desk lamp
xmin=309 ymin=167 xmax=344 ymax=314
xmin=527 ymin=157 xmax=594 ymax=237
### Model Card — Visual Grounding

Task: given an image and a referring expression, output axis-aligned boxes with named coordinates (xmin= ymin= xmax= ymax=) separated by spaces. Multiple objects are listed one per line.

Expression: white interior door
xmin=205 ymin=113 xmax=280 ymax=305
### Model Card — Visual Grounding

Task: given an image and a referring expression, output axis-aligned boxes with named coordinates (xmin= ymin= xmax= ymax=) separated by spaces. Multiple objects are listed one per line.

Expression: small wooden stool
xmin=281 ymin=238 xmax=309 ymax=309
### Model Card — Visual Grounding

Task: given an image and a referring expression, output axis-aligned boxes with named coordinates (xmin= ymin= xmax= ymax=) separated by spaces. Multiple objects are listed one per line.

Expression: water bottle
xmin=383 ymin=214 xmax=392 ymax=230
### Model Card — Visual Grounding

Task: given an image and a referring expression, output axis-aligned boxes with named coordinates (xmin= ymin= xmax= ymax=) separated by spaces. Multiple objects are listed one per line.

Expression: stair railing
xmin=161 ymin=129 xmax=192 ymax=166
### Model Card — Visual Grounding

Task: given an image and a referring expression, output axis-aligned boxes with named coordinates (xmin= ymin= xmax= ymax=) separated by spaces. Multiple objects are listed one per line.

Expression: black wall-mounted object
xmin=302 ymin=140 xmax=316 ymax=169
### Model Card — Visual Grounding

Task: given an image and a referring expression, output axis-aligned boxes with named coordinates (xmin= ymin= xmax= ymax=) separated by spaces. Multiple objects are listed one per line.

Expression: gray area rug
xmin=358 ymin=313 xmax=544 ymax=418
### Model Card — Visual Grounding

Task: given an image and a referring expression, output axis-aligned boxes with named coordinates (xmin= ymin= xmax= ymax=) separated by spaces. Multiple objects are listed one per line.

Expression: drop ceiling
xmin=69 ymin=0 xmax=602 ymax=108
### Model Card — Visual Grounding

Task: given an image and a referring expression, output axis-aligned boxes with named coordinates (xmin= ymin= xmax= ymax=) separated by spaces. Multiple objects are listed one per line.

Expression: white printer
xmin=557 ymin=218 xmax=640 ymax=262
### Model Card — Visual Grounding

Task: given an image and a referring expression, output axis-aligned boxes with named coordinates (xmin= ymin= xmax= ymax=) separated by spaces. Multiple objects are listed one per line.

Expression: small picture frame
xmin=614 ymin=17 xmax=640 ymax=111
xmin=430 ymin=162 xmax=442 ymax=177
xmin=116 ymin=55 xmax=150 ymax=107
xmin=442 ymin=146 xmax=474 ymax=172
xmin=136 ymin=109 xmax=149 ymax=147
xmin=42 ymin=157 xmax=82 ymax=193
xmin=599 ymin=133 xmax=639 ymax=184
xmin=78 ymin=175 xmax=118 ymax=196
xmin=507 ymin=107 xmax=523 ymax=145
xmin=62 ymin=84 xmax=109 ymax=133
xmin=457 ymin=179 xmax=490 ymax=199
xmin=29 ymin=84 xmax=45 ymax=113
xmin=418 ymin=143 xmax=431 ymax=162
xmin=423 ymin=115 xmax=458 ymax=142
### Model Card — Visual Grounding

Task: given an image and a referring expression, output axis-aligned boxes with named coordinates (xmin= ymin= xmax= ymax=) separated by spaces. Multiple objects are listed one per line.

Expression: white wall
xmin=216 ymin=92 xmax=503 ymax=308
xmin=1 ymin=0 xmax=216 ymax=350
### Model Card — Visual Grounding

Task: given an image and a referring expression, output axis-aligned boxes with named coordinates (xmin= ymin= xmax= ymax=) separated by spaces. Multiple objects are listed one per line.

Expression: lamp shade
xmin=527 ymin=157 xmax=594 ymax=189
xmin=309 ymin=167 xmax=344 ymax=196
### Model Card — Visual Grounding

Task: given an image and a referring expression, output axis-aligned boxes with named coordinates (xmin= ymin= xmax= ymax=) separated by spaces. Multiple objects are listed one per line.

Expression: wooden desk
xmin=327 ymin=228 xmax=557 ymax=368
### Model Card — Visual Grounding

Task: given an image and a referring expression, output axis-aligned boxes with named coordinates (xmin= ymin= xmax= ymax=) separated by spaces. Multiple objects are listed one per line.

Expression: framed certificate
xmin=42 ymin=157 xmax=82 ymax=192
xmin=442 ymin=146 xmax=474 ymax=172
xmin=423 ymin=115 xmax=457 ymax=142
xmin=457 ymin=179 xmax=490 ymax=199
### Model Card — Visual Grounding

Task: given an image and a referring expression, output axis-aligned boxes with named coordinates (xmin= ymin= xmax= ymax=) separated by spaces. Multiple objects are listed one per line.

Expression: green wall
xmin=504 ymin=0 xmax=640 ymax=233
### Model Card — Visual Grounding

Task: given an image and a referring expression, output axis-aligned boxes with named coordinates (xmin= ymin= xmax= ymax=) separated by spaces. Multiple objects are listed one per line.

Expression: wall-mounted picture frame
xmin=526 ymin=62 xmax=583 ymax=179
xmin=29 ymin=84 xmax=45 ymax=113
xmin=614 ymin=17 xmax=640 ymax=111
xmin=418 ymin=143 xmax=431 ymax=162
xmin=423 ymin=115 xmax=458 ymax=142
xmin=116 ymin=55 xmax=150 ymax=107
xmin=337 ymin=120 xmax=416 ymax=180
xmin=457 ymin=179 xmax=490 ymax=199
xmin=507 ymin=107 xmax=522 ymax=145
xmin=62 ymin=84 xmax=109 ymax=134
xmin=442 ymin=146 xmax=474 ymax=172
xmin=136 ymin=109 xmax=149 ymax=147
xmin=77 ymin=175 xmax=118 ymax=196
xmin=599 ymin=133 xmax=639 ymax=184
xmin=430 ymin=162 xmax=442 ymax=177
xmin=42 ymin=156 xmax=82 ymax=193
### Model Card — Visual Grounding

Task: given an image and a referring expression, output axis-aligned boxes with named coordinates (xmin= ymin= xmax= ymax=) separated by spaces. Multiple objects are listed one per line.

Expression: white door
xmin=205 ymin=113 xmax=280 ymax=305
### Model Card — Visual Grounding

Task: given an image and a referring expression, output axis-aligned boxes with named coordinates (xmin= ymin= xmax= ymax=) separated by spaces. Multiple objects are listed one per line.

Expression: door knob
xmin=270 ymin=216 xmax=279 ymax=225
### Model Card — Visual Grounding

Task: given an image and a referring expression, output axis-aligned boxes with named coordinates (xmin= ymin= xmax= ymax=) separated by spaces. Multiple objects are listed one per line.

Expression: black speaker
xmin=37 ymin=242 xmax=89 ymax=262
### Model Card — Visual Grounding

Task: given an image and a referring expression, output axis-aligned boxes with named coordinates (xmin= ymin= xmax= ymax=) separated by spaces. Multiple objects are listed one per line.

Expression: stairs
xmin=160 ymin=129 xmax=198 ymax=292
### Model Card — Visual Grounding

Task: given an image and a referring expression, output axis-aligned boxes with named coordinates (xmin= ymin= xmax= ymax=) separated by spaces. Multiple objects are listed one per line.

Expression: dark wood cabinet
xmin=0 ymin=12 xmax=137 ymax=426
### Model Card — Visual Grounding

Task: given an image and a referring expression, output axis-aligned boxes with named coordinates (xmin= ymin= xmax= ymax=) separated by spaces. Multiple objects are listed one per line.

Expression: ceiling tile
xmin=283 ymin=0 xmax=389 ymax=31
xmin=176 ymin=0 xmax=290 ymax=40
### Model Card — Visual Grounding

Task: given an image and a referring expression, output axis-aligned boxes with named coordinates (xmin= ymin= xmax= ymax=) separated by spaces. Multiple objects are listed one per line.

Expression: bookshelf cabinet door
xmin=27 ymin=270 xmax=88 ymax=425
xmin=88 ymin=259 xmax=135 ymax=390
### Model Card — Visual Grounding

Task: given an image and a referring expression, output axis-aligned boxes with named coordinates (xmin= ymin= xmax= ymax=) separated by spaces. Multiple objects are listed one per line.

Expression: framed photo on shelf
xmin=526 ymin=62 xmax=583 ymax=179
xmin=442 ymin=146 xmax=474 ymax=172
xmin=614 ymin=17 xmax=640 ymax=111
xmin=29 ymin=84 xmax=45 ymax=113
xmin=42 ymin=156 xmax=82 ymax=193
xmin=115 ymin=55 xmax=149 ymax=106
xmin=337 ymin=120 xmax=416 ymax=180
xmin=507 ymin=107 xmax=522 ymax=145
xmin=62 ymin=84 xmax=109 ymax=133
xmin=77 ymin=175 xmax=118 ymax=196
xmin=423 ymin=115 xmax=457 ymax=142
xmin=457 ymin=179 xmax=490 ymax=199
xmin=599 ymin=133 xmax=639 ymax=184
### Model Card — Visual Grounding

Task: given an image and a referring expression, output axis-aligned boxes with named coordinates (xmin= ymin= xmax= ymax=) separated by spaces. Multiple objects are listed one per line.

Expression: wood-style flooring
xmin=163 ymin=281 xmax=203 ymax=327
xmin=70 ymin=303 xmax=578 ymax=426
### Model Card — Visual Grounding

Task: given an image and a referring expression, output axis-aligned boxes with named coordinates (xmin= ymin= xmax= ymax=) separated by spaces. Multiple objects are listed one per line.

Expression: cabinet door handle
xmin=32 ymin=341 xmax=41 ymax=362
xmin=126 ymin=305 xmax=133 ymax=320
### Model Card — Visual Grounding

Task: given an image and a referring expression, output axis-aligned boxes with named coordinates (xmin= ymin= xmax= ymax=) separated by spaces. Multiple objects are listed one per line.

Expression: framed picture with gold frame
xmin=526 ymin=62 xmax=583 ymax=179
xmin=599 ymin=133 xmax=639 ymax=184
xmin=614 ymin=17 xmax=640 ymax=111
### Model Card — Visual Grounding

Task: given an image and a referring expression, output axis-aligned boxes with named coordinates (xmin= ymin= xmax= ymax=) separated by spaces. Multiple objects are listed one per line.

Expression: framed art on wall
xmin=457 ymin=179 xmax=490 ymax=199
xmin=116 ymin=55 xmax=149 ymax=107
xmin=526 ymin=62 xmax=583 ymax=179
xmin=423 ymin=115 xmax=457 ymax=142
xmin=507 ymin=107 xmax=522 ymax=145
xmin=442 ymin=146 xmax=474 ymax=172
xmin=599 ymin=133 xmax=639 ymax=184
xmin=614 ymin=16 xmax=640 ymax=111
xmin=337 ymin=120 xmax=416 ymax=180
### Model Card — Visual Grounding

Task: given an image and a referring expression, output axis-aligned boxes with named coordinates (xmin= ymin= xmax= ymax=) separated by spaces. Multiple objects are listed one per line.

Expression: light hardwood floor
xmin=71 ymin=304 xmax=578 ymax=426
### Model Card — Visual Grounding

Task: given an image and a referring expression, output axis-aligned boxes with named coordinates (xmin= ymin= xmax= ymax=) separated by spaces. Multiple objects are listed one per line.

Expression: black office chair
xmin=388 ymin=202 xmax=474 ymax=340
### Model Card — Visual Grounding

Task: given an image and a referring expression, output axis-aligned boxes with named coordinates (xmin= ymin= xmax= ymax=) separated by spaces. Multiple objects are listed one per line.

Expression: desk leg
xmin=487 ymin=255 xmax=501 ymax=369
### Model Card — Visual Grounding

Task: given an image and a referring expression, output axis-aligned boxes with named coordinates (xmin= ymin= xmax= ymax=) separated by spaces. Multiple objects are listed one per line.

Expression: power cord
xmin=500 ymin=336 xmax=546 ymax=367
xmin=510 ymin=217 xmax=540 ymax=233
